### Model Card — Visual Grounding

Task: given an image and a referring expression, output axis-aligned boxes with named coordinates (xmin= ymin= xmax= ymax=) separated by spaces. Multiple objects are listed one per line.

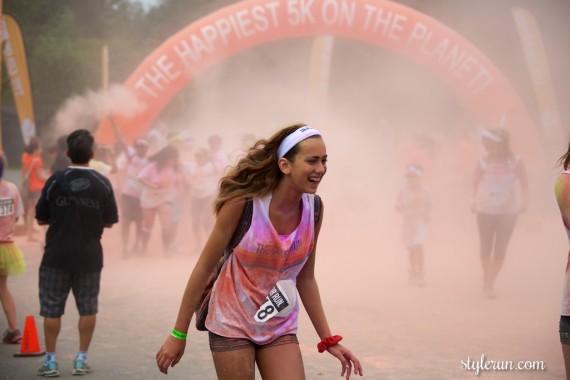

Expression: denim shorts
xmin=208 ymin=332 xmax=298 ymax=352
xmin=39 ymin=266 xmax=101 ymax=318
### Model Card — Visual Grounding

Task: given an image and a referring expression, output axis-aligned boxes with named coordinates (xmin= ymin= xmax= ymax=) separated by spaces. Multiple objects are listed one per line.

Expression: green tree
xmin=1 ymin=0 xmax=234 ymax=143
xmin=2 ymin=0 xmax=146 ymax=135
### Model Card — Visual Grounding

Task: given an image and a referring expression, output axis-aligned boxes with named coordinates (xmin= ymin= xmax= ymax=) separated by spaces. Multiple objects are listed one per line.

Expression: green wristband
xmin=171 ymin=329 xmax=187 ymax=340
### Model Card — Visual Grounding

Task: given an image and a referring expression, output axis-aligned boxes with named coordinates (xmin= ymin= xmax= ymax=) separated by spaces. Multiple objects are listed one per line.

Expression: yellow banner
xmin=0 ymin=0 xmax=3 ymax=149
xmin=2 ymin=14 xmax=36 ymax=144
xmin=102 ymin=44 xmax=109 ymax=89
xmin=512 ymin=7 xmax=561 ymax=138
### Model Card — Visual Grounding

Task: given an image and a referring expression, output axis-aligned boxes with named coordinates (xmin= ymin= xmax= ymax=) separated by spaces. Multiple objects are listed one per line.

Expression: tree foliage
xmin=0 ymin=0 xmax=214 ymax=136
xmin=1 ymin=0 xmax=236 ymax=138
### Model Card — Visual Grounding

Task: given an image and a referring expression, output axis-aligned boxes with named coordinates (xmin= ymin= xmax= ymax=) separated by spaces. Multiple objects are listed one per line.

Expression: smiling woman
xmin=155 ymin=123 xmax=363 ymax=380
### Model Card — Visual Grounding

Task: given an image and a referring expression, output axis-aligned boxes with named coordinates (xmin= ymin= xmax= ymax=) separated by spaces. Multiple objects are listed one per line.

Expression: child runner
xmin=138 ymin=145 xmax=182 ymax=256
xmin=119 ymin=137 xmax=149 ymax=257
xmin=396 ymin=164 xmax=431 ymax=286
xmin=21 ymin=137 xmax=48 ymax=242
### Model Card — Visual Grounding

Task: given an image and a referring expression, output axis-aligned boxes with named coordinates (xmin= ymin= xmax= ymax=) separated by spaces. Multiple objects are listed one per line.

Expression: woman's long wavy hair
xmin=558 ymin=138 xmax=570 ymax=170
xmin=213 ymin=123 xmax=309 ymax=215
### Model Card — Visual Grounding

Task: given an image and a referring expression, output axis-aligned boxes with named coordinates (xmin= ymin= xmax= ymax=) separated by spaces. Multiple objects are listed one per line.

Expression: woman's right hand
xmin=156 ymin=335 xmax=187 ymax=374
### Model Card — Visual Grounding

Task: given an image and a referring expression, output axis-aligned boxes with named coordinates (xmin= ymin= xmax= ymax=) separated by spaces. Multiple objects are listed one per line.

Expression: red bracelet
xmin=317 ymin=335 xmax=343 ymax=353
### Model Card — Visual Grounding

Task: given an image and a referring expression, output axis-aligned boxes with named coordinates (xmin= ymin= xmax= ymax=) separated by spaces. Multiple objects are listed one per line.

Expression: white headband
xmin=481 ymin=129 xmax=502 ymax=143
xmin=277 ymin=126 xmax=322 ymax=159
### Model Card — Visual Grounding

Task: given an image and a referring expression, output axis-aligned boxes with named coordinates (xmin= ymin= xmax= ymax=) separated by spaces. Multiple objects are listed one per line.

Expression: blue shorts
xmin=39 ymin=266 xmax=101 ymax=318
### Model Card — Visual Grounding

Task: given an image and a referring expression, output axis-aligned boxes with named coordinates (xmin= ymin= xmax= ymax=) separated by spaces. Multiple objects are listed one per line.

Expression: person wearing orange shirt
xmin=21 ymin=137 xmax=48 ymax=242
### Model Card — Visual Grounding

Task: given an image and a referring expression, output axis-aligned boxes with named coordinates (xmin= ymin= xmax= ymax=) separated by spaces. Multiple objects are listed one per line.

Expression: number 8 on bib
xmin=254 ymin=280 xmax=296 ymax=323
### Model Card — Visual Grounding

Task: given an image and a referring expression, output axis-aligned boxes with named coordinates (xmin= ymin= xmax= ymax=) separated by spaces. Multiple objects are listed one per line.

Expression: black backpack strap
xmin=211 ymin=198 xmax=254 ymax=281
xmin=313 ymin=194 xmax=322 ymax=228
xmin=195 ymin=198 xmax=253 ymax=332
xmin=227 ymin=198 xmax=253 ymax=251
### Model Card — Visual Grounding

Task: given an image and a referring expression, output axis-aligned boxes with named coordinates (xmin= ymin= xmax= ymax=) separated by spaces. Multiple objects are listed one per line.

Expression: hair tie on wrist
xmin=317 ymin=335 xmax=343 ymax=353
xmin=171 ymin=329 xmax=187 ymax=340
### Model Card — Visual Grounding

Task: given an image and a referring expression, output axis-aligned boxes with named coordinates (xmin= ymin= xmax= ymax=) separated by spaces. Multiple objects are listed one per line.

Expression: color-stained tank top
xmin=205 ymin=193 xmax=316 ymax=344
xmin=475 ymin=155 xmax=520 ymax=214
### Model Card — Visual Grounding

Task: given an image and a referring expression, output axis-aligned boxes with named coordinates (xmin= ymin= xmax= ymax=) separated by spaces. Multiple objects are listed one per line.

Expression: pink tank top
xmin=205 ymin=193 xmax=316 ymax=344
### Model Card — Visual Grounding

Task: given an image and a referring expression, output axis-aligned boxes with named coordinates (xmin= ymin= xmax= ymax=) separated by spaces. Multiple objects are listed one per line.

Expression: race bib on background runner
xmin=254 ymin=279 xmax=296 ymax=323
xmin=0 ymin=198 xmax=14 ymax=217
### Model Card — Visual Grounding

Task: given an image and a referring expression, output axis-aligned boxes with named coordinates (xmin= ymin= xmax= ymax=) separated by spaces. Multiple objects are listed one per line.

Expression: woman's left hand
xmin=327 ymin=344 xmax=363 ymax=379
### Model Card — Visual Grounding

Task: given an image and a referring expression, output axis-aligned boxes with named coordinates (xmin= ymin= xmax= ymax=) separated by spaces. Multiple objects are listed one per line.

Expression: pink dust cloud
xmin=39 ymin=1 xmax=569 ymax=378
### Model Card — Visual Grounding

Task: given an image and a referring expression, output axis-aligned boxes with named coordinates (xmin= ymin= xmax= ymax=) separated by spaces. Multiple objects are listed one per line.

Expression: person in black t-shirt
xmin=35 ymin=129 xmax=118 ymax=377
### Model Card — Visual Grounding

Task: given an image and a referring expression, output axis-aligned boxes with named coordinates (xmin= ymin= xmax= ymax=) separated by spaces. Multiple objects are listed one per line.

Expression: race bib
xmin=254 ymin=279 xmax=296 ymax=323
xmin=0 ymin=198 xmax=14 ymax=217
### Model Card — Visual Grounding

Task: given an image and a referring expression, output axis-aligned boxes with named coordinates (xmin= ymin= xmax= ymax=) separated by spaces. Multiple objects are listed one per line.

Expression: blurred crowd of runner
xmin=19 ymin=122 xmax=258 ymax=260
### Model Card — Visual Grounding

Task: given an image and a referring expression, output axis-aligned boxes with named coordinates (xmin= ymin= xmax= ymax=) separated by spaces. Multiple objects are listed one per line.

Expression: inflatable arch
xmin=96 ymin=0 xmax=541 ymax=159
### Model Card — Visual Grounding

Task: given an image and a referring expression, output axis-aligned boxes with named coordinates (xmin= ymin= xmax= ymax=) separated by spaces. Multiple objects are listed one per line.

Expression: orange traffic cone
xmin=14 ymin=314 xmax=45 ymax=357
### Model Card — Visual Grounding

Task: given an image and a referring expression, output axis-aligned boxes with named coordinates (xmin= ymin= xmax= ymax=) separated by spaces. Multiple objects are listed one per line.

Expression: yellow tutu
xmin=0 ymin=242 xmax=25 ymax=276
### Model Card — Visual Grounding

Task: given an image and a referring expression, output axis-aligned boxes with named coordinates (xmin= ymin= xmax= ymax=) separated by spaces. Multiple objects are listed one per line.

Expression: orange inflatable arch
xmin=96 ymin=0 xmax=540 ymax=159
